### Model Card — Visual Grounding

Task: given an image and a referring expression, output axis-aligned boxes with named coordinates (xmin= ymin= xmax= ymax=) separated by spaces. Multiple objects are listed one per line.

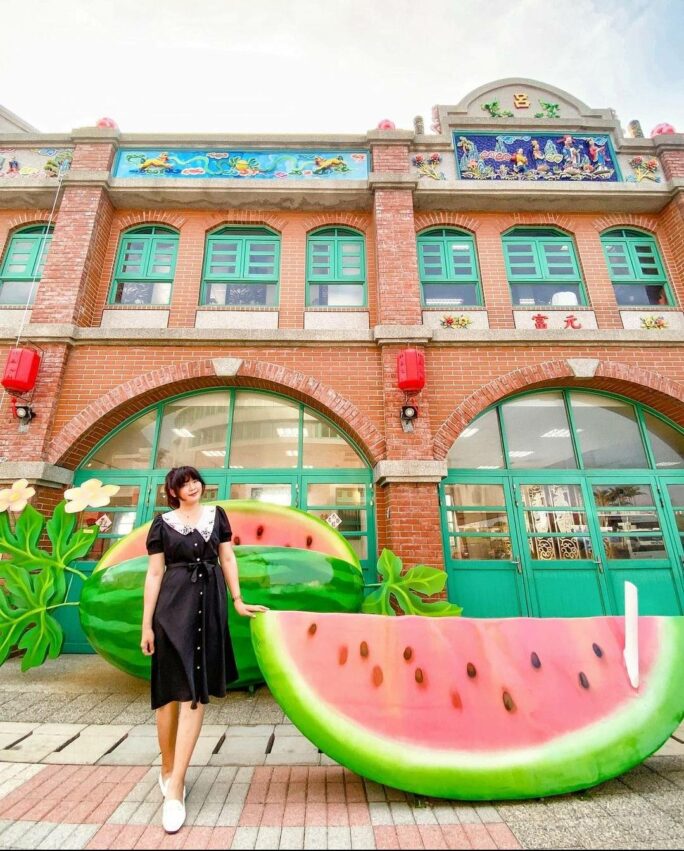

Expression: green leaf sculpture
xmin=0 ymin=478 xmax=117 ymax=671
xmin=362 ymin=548 xmax=463 ymax=617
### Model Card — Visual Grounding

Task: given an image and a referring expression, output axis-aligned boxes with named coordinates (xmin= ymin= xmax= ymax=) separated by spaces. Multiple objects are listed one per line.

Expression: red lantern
xmin=397 ymin=349 xmax=425 ymax=393
xmin=2 ymin=347 xmax=41 ymax=394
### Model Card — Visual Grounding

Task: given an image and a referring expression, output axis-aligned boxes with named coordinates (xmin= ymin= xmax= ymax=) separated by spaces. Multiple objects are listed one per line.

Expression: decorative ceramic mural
xmin=113 ymin=150 xmax=369 ymax=180
xmin=454 ymin=133 xmax=620 ymax=181
xmin=0 ymin=148 xmax=73 ymax=179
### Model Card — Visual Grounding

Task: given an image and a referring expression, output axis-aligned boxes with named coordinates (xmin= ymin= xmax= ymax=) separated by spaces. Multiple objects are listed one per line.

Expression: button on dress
xmin=145 ymin=505 xmax=238 ymax=710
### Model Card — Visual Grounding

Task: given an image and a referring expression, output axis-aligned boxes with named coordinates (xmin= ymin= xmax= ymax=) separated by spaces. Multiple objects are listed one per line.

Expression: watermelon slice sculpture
xmin=251 ymin=610 xmax=684 ymax=799
xmin=79 ymin=501 xmax=363 ymax=686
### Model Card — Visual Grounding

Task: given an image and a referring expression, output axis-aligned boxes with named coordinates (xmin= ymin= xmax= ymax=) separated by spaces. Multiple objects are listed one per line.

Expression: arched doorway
xmin=441 ymin=389 xmax=684 ymax=617
xmin=74 ymin=388 xmax=376 ymax=579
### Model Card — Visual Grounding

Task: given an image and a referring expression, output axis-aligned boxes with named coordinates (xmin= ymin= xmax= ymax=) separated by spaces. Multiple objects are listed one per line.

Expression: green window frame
xmin=306 ymin=227 xmax=366 ymax=307
xmin=201 ymin=226 xmax=280 ymax=307
xmin=502 ymin=227 xmax=587 ymax=307
xmin=417 ymin=228 xmax=482 ymax=307
xmin=0 ymin=225 xmax=53 ymax=305
xmin=601 ymin=228 xmax=674 ymax=307
xmin=109 ymin=225 xmax=178 ymax=305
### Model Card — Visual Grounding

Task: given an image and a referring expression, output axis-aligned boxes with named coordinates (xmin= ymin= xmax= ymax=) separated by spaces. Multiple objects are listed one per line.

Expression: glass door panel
xmin=229 ymin=481 xmax=293 ymax=506
xmin=442 ymin=480 xmax=528 ymax=617
xmin=514 ymin=480 xmax=608 ymax=617
xmin=589 ymin=479 xmax=683 ymax=615
xmin=78 ymin=482 xmax=146 ymax=561
xmin=650 ymin=479 xmax=684 ymax=613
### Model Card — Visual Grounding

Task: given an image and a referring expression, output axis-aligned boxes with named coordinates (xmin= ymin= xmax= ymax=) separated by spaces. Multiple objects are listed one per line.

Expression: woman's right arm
xmin=141 ymin=552 xmax=165 ymax=656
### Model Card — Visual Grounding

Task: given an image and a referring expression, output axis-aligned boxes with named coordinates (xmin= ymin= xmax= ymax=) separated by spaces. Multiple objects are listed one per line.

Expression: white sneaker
xmin=162 ymin=789 xmax=186 ymax=834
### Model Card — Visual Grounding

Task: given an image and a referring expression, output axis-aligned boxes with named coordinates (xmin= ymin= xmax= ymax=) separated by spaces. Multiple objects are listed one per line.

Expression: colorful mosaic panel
xmin=453 ymin=133 xmax=620 ymax=182
xmin=113 ymin=149 xmax=369 ymax=180
xmin=0 ymin=148 xmax=73 ymax=179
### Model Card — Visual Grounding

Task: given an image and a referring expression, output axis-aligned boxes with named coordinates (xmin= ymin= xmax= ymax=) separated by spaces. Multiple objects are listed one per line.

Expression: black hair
xmin=164 ymin=466 xmax=206 ymax=509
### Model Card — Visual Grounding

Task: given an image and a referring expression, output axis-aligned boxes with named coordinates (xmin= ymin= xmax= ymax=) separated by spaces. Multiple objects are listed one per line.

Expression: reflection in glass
xmin=445 ymin=482 xmax=506 ymax=506
xmin=571 ymin=394 xmax=647 ymax=468
xmin=81 ymin=510 xmax=137 ymax=538
xmin=156 ymin=393 xmax=230 ymax=469
xmin=528 ymin=537 xmax=593 ymax=560
xmin=229 ymin=483 xmax=292 ymax=505
xmin=448 ymin=511 xmax=508 ymax=534
xmin=602 ymin=536 xmax=666 ymax=560
xmin=501 ymin=393 xmax=576 ymax=469
xmin=302 ymin=414 xmax=364 ymax=469
xmin=645 ymin=412 xmax=684 ymax=469
xmin=521 ymin=484 xmax=583 ymax=508
xmin=447 ymin=409 xmax=504 ymax=469
xmin=592 ymin=484 xmax=654 ymax=507
xmin=307 ymin=509 xmax=367 ymax=533
xmin=667 ymin=486 xmax=684 ymax=507
xmin=451 ymin=537 xmax=512 ymax=560
xmin=86 ymin=410 xmax=157 ymax=470
xmin=230 ymin=393 xmax=299 ymax=468
xmin=155 ymin=483 xmax=219 ymax=508
xmin=524 ymin=511 xmax=588 ymax=534
xmin=307 ymin=484 xmax=365 ymax=506
xmin=597 ymin=511 xmax=660 ymax=532
xmin=343 ymin=537 xmax=368 ymax=559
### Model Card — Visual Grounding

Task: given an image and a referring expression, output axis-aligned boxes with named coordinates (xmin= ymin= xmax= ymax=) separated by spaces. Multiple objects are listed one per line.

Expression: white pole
xmin=623 ymin=581 xmax=639 ymax=689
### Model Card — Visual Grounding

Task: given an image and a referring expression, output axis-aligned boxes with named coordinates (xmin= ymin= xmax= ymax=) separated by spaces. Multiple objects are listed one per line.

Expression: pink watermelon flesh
xmin=95 ymin=499 xmax=361 ymax=574
xmin=251 ymin=611 xmax=684 ymax=799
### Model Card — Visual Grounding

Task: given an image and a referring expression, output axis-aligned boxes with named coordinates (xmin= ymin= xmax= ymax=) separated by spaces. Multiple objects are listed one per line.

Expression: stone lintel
xmin=651 ymin=133 xmax=684 ymax=154
xmin=373 ymin=460 xmax=447 ymax=486
xmin=374 ymin=326 xmax=432 ymax=345
xmin=368 ymin=173 xmax=419 ymax=191
xmin=71 ymin=127 xmax=121 ymax=143
xmin=0 ymin=463 xmax=73 ymax=488
xmin=63 ymin=170 xmax=111 ymax=186
xmin=212 ymin=357 xmax=244 ymax=377
xmin=366 ymin=130 xmax=415 ymax=144
xmin=566 ymin=358 xmax=600 ymax=378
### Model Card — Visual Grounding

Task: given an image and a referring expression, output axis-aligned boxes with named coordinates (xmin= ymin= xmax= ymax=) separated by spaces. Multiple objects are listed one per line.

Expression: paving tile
xmin=12 ymin=820 xmax=54 ymax=848
xmin=462 ymin=822 xmax=497 ymax=848
xmin=231 ymin=825 xmax=259 ymax=849
xmin=485 ymin=823 xmax=523 ymax=849
xmin=409 ymin=806 xmax=438 ymax=826
xmin=43 ymin=726 xmax=132 ymax=765
xmin=416 ymin=825 xmax=447 ymax=849
xmin=255 ymin=825 xmax=281 ymax=848
xmin=279 ymin=825 xmax=305 ymax=850
xmin=440 ymin=823 xmax=471 ymax=849
xmin=369 ymin=802 xmax=393 ymax=826
xmin=305 ymin=802 xmax=327 ymax=827
xmin=373 ymin=825 xmax=399 ymax=849
xmin=180 ymin=825 xmax=213 ymax=849
xmin=84 ymin=823 xmax=123 ymax=849
xmin=283 ymin=803 xmax=306 ymax=827
xmin=327 ymin=825 xmax=352 ymax=849
xmin=350 ymin=825 xmax=375 ymax=849
xmin=654 ymin=738 xmax=684 ymax=757
xmin=2 ymin=725 xmax=86 ymax=763
xmin=0 ymin=763 xmax=47 ymax=798
xmin=394 ymin=824 xmax=424 ymax=849
xmin=215 ymin=803 xmax=242 ymax=827
xmin=205 ymin=826 xmax=236 ymax=849
xmin=0 ymin=723 xmax=37 ymax=749
xmin=303 ymin=826 xmax=328 ymax=849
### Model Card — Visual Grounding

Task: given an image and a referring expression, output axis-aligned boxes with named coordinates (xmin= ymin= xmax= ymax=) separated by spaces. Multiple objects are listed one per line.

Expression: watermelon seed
xmin=592 ymin=643 xmax=603 ymax=658
xmin=451 ymin=691 xmax=462 ymax=709
xmin=415 ymin=668 xmax=424 ymax=684
xmin=466 ymin=663 xmax=477 ymax=678
xmin=530 ymin=652 xmax=541 ymax=669
xmin=308 ymin=623 xmax=317 ymax=636
xmin=372 ymin=666 xmax=384 ymax=687
xmin=306 ymin=535 xmax=313 ymax=547
xmin=233 ymin=536 xmax=241 ymax=545
xmin=403 ymin=647 xmax=413 ymax=662
xmin=339 ymin=646 xmax=348 ymax=665
xmin=256 ymin=525 xmax=264 ymax=538
xmin=502 ymin=691 xmax=516 ymax=712
xmin=360 ymin=641 xmax=369 ymax=658
xmin=579 ymin=672 xmax=590 ymax=689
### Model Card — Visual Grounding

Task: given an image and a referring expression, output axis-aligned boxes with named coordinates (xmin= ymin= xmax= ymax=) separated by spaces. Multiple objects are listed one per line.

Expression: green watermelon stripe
xmin=251 ymin=613 xmax=684 ymax=800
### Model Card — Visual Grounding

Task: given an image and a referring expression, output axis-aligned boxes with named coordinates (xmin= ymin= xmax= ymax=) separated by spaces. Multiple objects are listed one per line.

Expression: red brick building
xmin=1 ymin=79 xmax=683 ymax=630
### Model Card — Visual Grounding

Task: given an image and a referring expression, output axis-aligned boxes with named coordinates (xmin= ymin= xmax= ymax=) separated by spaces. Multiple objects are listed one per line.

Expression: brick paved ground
xmin=0 ymin=656 xmax=682 ymax=849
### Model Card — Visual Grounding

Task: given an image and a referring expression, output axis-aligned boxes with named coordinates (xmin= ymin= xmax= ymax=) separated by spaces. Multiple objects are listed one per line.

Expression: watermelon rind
xmin=251 ymin=611 xmax=684 ymax=800
xmin=79 ymin=546 xmax=364 ymax=687
xmin=94 ymin=500 xmax=362 ymax=575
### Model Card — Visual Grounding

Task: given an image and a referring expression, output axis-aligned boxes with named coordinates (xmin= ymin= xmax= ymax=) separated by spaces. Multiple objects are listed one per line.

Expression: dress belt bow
xmin=166 ymin=559 xmax=218 ymax=583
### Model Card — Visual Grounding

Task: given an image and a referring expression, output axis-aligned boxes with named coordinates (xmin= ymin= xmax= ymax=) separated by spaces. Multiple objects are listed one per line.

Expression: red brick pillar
xmin=653 ymin=134 xmax=684 ymax=180
xmin=31 ymin=129 xmax=117 ymax=326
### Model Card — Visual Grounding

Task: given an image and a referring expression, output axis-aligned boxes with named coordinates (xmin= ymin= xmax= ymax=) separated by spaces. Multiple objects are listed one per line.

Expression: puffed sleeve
xmin=216 ymin=505 xmax=232 ymax=543
xmin=146 ymin=514 xmax=165 ymax=556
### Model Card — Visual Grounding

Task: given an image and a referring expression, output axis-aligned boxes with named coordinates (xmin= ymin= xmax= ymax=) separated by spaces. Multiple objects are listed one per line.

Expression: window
xmin=417 ymin=228 xmax=481 ymax=306
xmin=502 ymin=227 xmax=586 ymax=307
xmin=307 ymin=227 xmax=365 ymax=307
xmin=202 ymin=227 xmax=280 ymax=306
xmin=601 ymin=228 xmax=672 ymax=307
xmin=110 ymin=226 xmax=178 ymax=305
xmin=0 ymin=225 xmax=53 ymax=305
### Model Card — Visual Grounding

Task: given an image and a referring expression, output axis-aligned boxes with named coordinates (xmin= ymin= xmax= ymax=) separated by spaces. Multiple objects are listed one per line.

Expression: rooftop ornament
xmin=650 ymin=123 xmax=676 ymax=137
xmin=96 ymin=117 xmax=118 ymax=129
xmin=377 ymin=119 xmax=396 ymax=130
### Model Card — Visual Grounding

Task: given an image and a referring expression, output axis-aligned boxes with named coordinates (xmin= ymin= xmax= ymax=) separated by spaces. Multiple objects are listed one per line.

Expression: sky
xmin=1 ymin=0 xmax=683 ymax=138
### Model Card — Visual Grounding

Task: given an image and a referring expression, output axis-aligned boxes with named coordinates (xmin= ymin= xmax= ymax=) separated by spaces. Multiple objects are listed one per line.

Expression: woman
xmin=141 ymin=466 xmax=266 ymax=834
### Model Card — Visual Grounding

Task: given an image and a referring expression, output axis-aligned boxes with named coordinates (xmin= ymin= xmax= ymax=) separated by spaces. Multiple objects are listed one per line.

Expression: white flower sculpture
xmin=0 ymin=479 xmax=36 ymax=513
xmin=63 ymin=479 xmax=120 ymax=514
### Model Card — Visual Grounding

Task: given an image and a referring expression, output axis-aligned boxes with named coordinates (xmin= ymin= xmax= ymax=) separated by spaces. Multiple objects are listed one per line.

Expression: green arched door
xmin=441 ymin=390 xmax=684 ymax=617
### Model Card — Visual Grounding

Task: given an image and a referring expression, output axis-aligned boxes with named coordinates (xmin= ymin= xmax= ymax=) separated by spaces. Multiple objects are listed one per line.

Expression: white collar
xmin=162 ymin=505 xmax=216 ymax=542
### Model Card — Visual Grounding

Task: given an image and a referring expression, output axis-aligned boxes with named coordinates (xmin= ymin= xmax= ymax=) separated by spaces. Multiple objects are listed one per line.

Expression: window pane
xmin=309 ymin=284 xmax=364 ymax=306
xmin=155 ymin=483 xmax=219 ymax=508
xmin=156 ymin=393 xmax=230 ymax=469
xmin=505 ymin=242 xmax=537 ymax=277
xmin=510 ymin=283 xmax=581 ymax=305
xmin=528 ymin=537 xmax=593 ymax=560
xmin=571 ymin=394 xmax=647 ymax=468
xmin=230 ymin=392 xmax=299 ymax=468
xmin=422 ymin=283 xmax=479 ymax=305
xmin=597 ymin=511 xmax=660 ymax=531
xmin=592 ymin=484 xmax=655 ymax=507
xmin=444 ymin=483 xmax=506 ymax=506
xmin=447 ymin=409 xmax=504 ymax=469
xmin=302 ymin=412 xmax=364 ymax=468
xmin=307 ymin=508 xmax=367 ymax=533
xmin=541 ymin=243 xmax=575 ymax=276
xmin=645 ymin=412 xmax=684 ymax=469
xmin=113 ymin=281 xmax=170 ymax=305
xmin=449 ymin=511 xmax=509 ymax=533
xmin=307 ymin=483 xmax=365 ymax=506
xmin=451 ymin=537 xmax=512 ymax=560
xmin=613 ymin=283 xmax=668 ymax=306
xmin=602 ymin=536 xmax=666 ymax=560
xmin=604 ymin=243 xmax=631 ymax=277
xmin=502 ymin=392 xmax=576 ymax=469
xmin=419 ymin=242 xmax=445 ymax=278
xmin=521 ymin=483 xmax=584 ymax=508
xmin=85 ymin=410 xmax=157 ymax=470
xmin=0 ymin=280 xmax=34 ymax=304
xmin=205 ymin=284 xmax=276 ymax=306
xmin=229 ymin=483 xmax=292 ymax=505
xmin=633 ymin=244 xmax=660 ymax=276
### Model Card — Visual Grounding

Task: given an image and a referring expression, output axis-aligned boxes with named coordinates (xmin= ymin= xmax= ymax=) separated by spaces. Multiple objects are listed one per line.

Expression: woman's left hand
xmin=234 ymin=599 xmax=268 ymax=619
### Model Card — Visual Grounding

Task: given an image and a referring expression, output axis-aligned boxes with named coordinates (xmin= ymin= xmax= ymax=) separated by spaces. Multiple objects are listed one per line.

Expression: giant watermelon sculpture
xmin=80 ymin=501 xmax=363 ymax=687
xmin=251 ymin=610 xmax=684 ymax=799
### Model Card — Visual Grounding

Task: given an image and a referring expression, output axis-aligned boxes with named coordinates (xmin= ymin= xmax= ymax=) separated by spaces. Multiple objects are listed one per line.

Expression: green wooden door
xmin=441 ymin=478 xmax=528 ymax=617
xmin=512 ymin=478 xmax=609 ymax=617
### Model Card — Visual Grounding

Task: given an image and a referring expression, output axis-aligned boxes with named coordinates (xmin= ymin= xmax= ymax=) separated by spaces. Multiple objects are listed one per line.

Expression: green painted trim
xmin=0 ymin=226 xmax=53 ymax=304
xmin=600 ymin=230 xmax=675 ymax=306
xmin=417 ymin=228 xmax=482 ymax=307
xmin=200 ymin=228 xmax=281 ymax=306
xmin=108 ymin=228 xmax=178 ymax=306
xmin=306 ymin=228 xmax=367 ymax=307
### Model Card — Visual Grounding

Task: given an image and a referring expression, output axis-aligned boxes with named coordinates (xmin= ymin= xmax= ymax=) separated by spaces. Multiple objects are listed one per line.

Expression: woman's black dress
xmin=145 ymin=505 xmax=238 ymax=710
